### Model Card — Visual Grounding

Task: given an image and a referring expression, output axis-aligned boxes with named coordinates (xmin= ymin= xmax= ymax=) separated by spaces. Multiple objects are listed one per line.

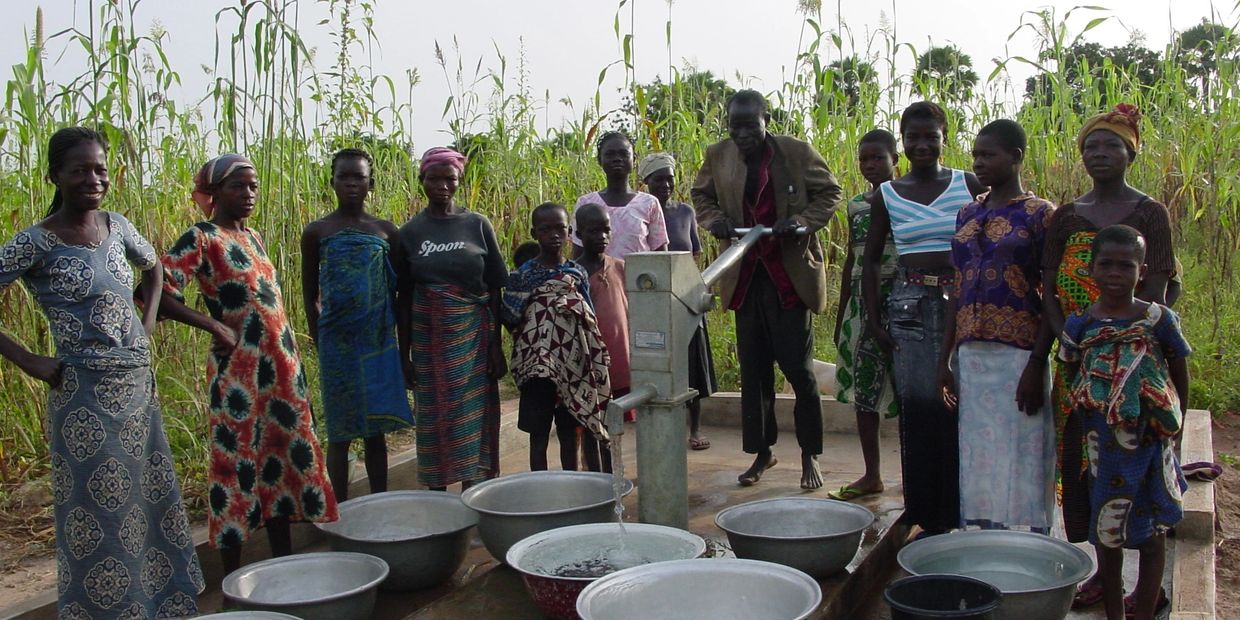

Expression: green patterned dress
xmin=834 ymin=193 xmax=900 ymax=417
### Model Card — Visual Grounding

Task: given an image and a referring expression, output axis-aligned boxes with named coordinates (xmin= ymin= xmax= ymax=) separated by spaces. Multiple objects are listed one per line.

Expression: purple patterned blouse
xmin=950 ymin=192 xmax=1057 ymax=350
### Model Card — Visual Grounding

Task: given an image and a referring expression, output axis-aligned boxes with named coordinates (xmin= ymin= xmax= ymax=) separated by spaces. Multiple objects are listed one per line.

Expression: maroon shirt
xmin=728 ymin=141 xmax=803 ymax=310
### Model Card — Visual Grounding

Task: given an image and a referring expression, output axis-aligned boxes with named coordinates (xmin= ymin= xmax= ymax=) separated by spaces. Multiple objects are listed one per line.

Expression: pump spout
xmin=605 ymin=383 xmax=658 ymax=436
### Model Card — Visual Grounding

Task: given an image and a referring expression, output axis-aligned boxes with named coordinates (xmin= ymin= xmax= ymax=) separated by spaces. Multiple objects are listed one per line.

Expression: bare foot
xmin=738 ymin=452 xmax=776 ymax=486
xmin=844 ymin=475 xmax=884 ymax=495
xmin=800 ymin=453 xmax=823 ymax=490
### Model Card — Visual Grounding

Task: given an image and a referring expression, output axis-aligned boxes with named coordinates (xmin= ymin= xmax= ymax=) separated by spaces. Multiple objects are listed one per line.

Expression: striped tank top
xmin=881 ymin=169 xmax=973 ymax=255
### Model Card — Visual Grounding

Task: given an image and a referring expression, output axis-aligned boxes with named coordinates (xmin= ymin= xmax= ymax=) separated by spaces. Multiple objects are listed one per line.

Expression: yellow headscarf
xmin=1077 ymin=103 xmax=1141 ymax=153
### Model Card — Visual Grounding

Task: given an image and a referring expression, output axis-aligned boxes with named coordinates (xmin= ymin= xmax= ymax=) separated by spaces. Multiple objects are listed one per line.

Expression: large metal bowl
xmin=221 ymin=552 xmax=389 ymax=620
xmin=315 ymin=490 xmax=478 ymax=591
xmin=461 ymin=471 xmax=634 ymax=562
xmin=898 ymin=530 xmax=1094 ymax=620
xmin=195 ymin=613 xmax=302 ymax=619
xmin=507 ymin=523 xmax=707 ymax=620
xmin=714 ymin=497 xmax=875 ymax=578
xmin=576 ymin=558 xmax=822 ymax=620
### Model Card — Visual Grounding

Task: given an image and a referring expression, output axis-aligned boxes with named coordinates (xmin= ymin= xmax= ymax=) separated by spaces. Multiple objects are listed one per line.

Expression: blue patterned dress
xmin=0 ymin=212 xmax=202 ymax=619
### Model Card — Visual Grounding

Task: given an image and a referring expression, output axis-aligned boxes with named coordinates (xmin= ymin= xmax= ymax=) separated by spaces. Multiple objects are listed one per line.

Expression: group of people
xmin=0 ymin=115 xmax=715 ymax=617
xmin=0 ymin=89 xmax=1189 ymax=620
xmin=823 ymin=101 xmax=1186 ymax=620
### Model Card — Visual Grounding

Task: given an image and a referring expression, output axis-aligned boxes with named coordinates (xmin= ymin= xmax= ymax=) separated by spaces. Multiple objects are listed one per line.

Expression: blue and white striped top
xmin=881 ymin=169 xmax=973 ymax=255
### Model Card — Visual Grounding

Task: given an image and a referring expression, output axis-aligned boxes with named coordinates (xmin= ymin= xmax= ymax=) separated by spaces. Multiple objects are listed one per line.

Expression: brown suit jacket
xmin=691 ymin=134 xmax=842 ymax=314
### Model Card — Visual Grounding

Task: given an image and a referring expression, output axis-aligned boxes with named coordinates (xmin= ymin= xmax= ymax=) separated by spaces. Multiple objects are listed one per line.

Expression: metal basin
xmin=221 ymin=552 xmax=389 ymax=620
xmin=714 ymin=497 xmax=875 ymax=578
xmin=576 ymin=558 xmax=822 ymax=620
xmin=898 ymin=530 xmax=1094 ymax=620
xmin=315 ymin=490 xmax=478 ymax=591
xmin=507 ymin=523 xmax=707 ymax=620
xmin=195 ymin=614 xmax=302 ymax=619
xmin=461 ymin=471 xmax=634 ymax=561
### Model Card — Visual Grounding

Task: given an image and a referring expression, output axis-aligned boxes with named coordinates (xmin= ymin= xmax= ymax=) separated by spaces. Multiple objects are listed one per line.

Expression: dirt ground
xmin=2 ymin=421 xmax=1239 ymax=613
xmin=1210 ymin=411 xmax=1240 ymax=617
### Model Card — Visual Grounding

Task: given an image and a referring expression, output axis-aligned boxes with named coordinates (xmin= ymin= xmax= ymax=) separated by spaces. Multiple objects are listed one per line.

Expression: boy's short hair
xmin=575 ymin=202 xmax=608 ymax=227
xmin=331 ymin=147 xmax=374 ymax=175
xmin=530 ymin=202 xmax=568 ymax=225
xmin=1091 ymin=224 xmax=1147 ymax=262
xmin=512 ymin=241 xmax=540 ymax=269
xmin=858 ymin=129 xmax=898 ymax=154
xmin=900 ymin=101 xmax=948 ymax=135
xmin=977 ymin=119 xmax=1027 ymax=153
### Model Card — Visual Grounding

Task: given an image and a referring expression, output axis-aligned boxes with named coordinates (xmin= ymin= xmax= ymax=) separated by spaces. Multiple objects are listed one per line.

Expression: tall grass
xmin=1 ymin=0 xmax=1238 ymax=512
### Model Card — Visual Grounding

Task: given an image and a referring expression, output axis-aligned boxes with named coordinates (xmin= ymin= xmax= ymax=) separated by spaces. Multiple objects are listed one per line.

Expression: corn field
xmin=1 ymin=0 xmax=1238 ymax=512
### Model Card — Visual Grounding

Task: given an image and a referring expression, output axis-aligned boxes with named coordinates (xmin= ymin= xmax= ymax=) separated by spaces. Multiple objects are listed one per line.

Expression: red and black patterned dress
xmin=162 ymin=222 xmax=338 ymax=549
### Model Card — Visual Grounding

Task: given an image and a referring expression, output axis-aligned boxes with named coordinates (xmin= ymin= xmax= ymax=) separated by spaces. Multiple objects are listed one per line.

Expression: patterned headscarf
xmin=419 ymin=146 xmax=467 ymax=176
xmin=192 ymin=154 xmax=255 ymax=217
xmin=1077 ymin=103 xmax=1141 ymax=154
xmin=638 ymin=152 xmax=676 ymax=181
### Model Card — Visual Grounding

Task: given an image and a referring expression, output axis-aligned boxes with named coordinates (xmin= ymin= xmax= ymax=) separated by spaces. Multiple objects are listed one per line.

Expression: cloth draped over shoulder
xmin=510 ymin=272 xmax=611 ymax=442
xmin=1059 ymin=304 xmax=1183 ymax=438
xmin=317 ymin=229 xmax=413 ymax=442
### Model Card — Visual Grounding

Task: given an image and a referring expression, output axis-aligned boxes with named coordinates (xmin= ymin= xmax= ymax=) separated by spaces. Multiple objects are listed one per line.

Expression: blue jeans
xmin=887 ymin=269 xmax=960 ymax=531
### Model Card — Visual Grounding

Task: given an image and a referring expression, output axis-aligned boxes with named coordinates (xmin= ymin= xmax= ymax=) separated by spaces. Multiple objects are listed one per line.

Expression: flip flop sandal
xmin=827 ymin=485 xmax=880 ymax=501
xmin=1123 ymin=586 xmax=1169 ymax=618
xmin=737 ymin=456 xmax=777 ymax=486
xmin=1072 ymin=578 xmax=1106 ymax=609
xmin=689 ymin=436 xmax=711 ymax=450
xmin=1181 ymin=461 xmax=1223 ymax=481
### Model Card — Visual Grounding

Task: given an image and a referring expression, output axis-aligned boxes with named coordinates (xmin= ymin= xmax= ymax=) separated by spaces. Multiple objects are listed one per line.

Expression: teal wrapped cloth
xmin=318 ymin=229 xmax=414 ymax=442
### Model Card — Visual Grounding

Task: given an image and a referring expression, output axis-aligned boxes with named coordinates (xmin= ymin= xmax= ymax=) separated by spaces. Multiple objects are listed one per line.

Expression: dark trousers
xmin=735 ymin=266 xmax=823 ymax=455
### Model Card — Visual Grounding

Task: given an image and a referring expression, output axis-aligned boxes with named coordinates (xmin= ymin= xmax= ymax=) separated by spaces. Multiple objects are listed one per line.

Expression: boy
xmin=830 ymin=130 xmax=901 ymax=501
xmin=575 ymin=203 xmax=628 ymax=472
xmin=504 ymin=203 xmax=612 ymax=471
xmin=1059 ymin=225 xmax=1188 ymax=620
xmin=300 ymin=148 xmax=413 ymax=501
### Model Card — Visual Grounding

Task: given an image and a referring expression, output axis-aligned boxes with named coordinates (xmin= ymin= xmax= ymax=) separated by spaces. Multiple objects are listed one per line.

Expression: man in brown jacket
xmin=692 ymin=89 xmax=842 ymax=490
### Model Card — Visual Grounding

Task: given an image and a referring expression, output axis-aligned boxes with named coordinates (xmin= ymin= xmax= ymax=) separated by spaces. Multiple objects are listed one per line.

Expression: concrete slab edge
xmin=1171 ymin=409 xmax=1216 ymax=618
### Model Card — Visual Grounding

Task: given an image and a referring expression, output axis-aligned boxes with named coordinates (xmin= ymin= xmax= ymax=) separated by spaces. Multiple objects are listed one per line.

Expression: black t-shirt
xmin=398 ymin=209 xmax=508 ymax=293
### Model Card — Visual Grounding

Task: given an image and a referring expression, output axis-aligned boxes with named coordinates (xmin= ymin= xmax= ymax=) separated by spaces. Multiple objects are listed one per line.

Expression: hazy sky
xmin=4 ymin=1 xmax=1234 ymax=150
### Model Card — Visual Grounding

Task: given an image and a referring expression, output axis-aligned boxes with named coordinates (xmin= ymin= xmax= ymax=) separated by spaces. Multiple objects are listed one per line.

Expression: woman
xmin=397 ymin=147 xmax=507 ymax=491
xmin=941 ymin=119 xmax=1056 ymax=532
xmin=862 ymin=101 xmax=985 ymax=537
xmin=639 ymin=152 xmax=717 ymax=450
xmin=159 ymin=154 xmax=338 ymax=574
xmin=300 ymin=148 xmax=413 ymax=501
xmin=0 ymin=127 xmax=202 ymax=618
xmin=1040 ymin=104 xmax=1178 ymax=609
xmin=573 ymin=131 xmax=668 ymax=258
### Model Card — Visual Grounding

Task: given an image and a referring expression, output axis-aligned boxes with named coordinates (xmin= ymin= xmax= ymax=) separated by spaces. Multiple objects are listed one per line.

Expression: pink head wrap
xmin=418 ymin=146 xmax=467 ymax=176
xmin=192 ymin=154 xmax=255 ymax=217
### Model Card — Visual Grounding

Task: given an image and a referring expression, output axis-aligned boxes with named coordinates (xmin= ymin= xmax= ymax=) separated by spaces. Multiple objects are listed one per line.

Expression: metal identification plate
xmin=634 ymin=330 xmax=667 ymax=350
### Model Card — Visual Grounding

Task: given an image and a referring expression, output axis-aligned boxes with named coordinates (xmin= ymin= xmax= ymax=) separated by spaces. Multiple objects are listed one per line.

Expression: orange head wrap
xmin=1077 ymin=103 xmax=1141 ymax=154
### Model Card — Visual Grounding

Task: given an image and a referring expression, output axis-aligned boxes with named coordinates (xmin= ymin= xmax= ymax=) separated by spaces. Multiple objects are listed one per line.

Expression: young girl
xmin=573 ymin=131 xmax=668 ymax=258
xmin=160 ymin=154 xmax=338 ymax=574
xmin=300 ymin=148 xmax=413 ymax=501
xmin=941 ymin=119 xmax=1056 ymax=532
xmin=1041 ymin=104 xmax=1178 ymax=608
xmin=862 ymin=101 xmax=986 ymax=535
xmin=830 ymin=129 xmax=900 ymax=501
xmin=0 ymin=127 xmax=202 ymax=618
xmin=1058 ymin=225 xmax=1187 ymax=620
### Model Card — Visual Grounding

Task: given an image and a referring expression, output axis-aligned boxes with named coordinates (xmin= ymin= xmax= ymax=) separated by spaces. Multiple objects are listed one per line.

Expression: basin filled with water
xmin=314 ymin=490 xmax=478 ymax=591
xmin=506 ymin=523 xmax=706 ymax=620
xmin=714 ymin=496 xmax=875 ymax=578
xmin=221 ymin=551 xmax=389 ymax=620
xmin=576 ymin=558 xmax=821 ymax=620
xmin=461 ymin=470 xmax=634 ymax=562
xmin=898 ymin=530 xmax=1093 ymax=620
